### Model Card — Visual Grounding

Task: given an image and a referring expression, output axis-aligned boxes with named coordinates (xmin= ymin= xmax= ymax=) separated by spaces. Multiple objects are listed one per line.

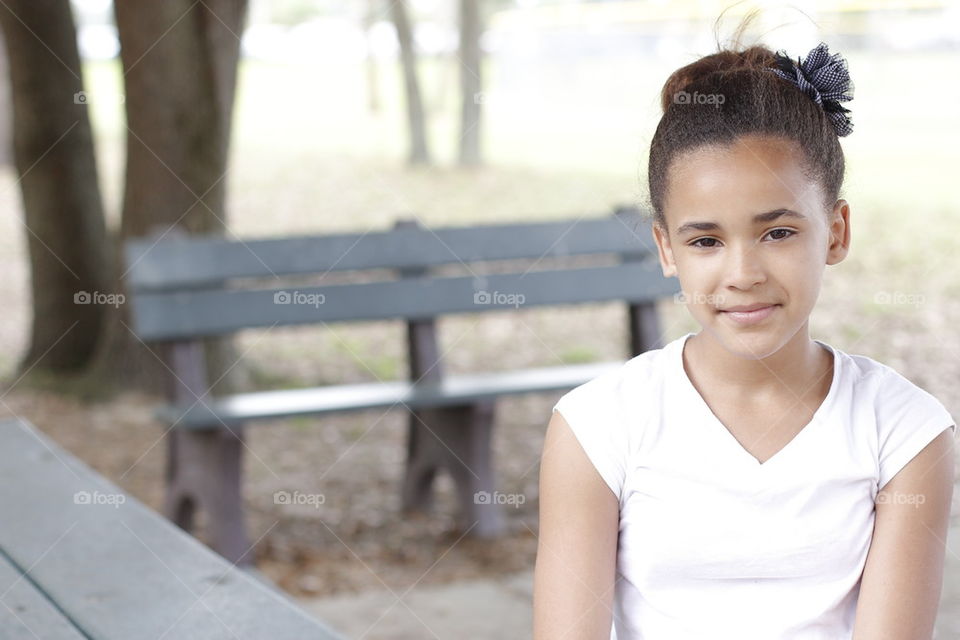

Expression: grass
xmin=558 ymin=346 xmax=600 ymax=364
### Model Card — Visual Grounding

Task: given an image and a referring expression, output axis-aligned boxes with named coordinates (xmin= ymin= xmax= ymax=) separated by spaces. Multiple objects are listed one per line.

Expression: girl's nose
xmin=724 ymin=243 xmax=767 ymax=289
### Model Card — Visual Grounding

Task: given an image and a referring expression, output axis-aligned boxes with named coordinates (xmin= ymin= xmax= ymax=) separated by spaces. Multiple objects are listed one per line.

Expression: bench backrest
xmin=124 ymin=206 xmax=679 ymax=342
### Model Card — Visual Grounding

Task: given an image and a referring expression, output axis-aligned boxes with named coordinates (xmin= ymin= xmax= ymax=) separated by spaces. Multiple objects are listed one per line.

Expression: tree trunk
xmin=0 ymin=0 xmax=110 ymax=373
xmin=91 ymin=0 xmax=249 ymax=395
xmin=363 ymin=0 xmax=380 ymax=114
xmin=0 ymin=30 xmax=13 ymax=165
xmin=458 ymin=0 xmax=482 ymax=166
xmin=390 ymin=0 xmax=431 ymax=166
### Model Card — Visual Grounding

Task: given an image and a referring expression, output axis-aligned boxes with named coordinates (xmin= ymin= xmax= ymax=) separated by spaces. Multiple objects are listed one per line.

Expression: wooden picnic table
xmin=0 ymin=416 xmax=344 ymax=640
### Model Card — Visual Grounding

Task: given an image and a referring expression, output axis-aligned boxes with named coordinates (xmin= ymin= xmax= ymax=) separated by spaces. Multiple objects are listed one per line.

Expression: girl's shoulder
xmin=828 ymin=342 xmax=955 ymax=482
xmin=832 ymin=343 xmax=945 ymax=405
xmin=558 ymin=338 xmax=677 ymax=406
xmin=550 ymin=342 xmax=676 ymax=503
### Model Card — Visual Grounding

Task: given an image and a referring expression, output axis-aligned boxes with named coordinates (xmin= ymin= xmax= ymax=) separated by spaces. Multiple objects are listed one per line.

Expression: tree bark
xmin=0 ymin=30 xmax=13 ymax=165
xmin=363 ymin=0 xmax=380 ymax=114
xmin=458 ymin=0 xmax=482 ymax=166
xmin=92 ymin=0 xmax=249 ymax=394
xmin=0 ymin=0 xmax=110 ymax=373
xmin=390 ymin=0 xmax=431 ymax=166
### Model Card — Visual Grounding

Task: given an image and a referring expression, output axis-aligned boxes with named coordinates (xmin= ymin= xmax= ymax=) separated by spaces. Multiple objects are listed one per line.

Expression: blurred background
xmin=1 ymin=0 xmax=958 ymax=637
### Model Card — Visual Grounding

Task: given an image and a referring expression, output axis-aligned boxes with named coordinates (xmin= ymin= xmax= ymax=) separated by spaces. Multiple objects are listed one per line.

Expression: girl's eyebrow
xmin=675 ymin=208 xmax=806 ymax=236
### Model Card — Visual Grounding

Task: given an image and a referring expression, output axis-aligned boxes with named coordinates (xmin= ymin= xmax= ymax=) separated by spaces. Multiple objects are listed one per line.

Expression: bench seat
xmin=158 ymin=360 xmax=625 ymax=429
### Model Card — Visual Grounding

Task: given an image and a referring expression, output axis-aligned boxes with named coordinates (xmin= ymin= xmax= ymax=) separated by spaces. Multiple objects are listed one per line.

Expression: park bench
xmin=0 ymin=416 xmax=344 ymax=639
xmin=123 ymin=205 xmax=680 ymax=563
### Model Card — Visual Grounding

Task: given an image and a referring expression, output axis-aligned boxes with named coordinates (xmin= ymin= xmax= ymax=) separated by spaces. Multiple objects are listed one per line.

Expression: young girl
xmin=533 ymin=32 xmax=956 ymax=640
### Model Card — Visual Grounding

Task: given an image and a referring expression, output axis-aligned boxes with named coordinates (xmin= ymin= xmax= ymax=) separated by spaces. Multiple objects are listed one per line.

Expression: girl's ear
xmin=826 ymin=199 xmax=851 ymax=266
xmin=652 ymin=223 xmax=678 ymax=278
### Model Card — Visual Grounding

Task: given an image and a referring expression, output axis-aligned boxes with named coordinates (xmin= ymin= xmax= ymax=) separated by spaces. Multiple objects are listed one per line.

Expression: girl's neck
xmin=683 ymin=327 xmax=831 ymax=402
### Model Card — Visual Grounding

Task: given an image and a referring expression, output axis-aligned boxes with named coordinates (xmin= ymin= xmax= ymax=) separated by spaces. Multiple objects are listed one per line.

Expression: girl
xmin=533 ymin=26 xmax=956 ymax=640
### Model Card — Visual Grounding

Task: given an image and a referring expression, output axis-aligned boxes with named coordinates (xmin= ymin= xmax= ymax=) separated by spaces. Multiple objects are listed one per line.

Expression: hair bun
xmin=768 ymin=42 xmax=854 ymax=137
xmin=658 ymin=47 xmax=774 ymax=113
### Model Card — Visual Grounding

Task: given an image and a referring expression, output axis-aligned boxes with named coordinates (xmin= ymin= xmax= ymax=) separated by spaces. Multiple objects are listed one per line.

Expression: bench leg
xmin=164 ymin=427 xmax=252 ymax=565
xmin=402 ymin=414 xmax=439 ymax=513
xmin=629 ymin=300 xmax=663 ymax=355
xmin=402 ymin=401 xmax=505 ymax=537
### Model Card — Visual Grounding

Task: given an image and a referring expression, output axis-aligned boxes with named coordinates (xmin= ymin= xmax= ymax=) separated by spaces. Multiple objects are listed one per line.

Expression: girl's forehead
xmin=667 ymin=138 xmax=820 ymax=213
xmin=677 ymin=136 xmax=803 ymax=174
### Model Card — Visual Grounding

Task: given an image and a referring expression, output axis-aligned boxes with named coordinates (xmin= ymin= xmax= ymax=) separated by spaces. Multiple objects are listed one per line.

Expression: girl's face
xmin=652 ymin=135 xmax=850 ymax=358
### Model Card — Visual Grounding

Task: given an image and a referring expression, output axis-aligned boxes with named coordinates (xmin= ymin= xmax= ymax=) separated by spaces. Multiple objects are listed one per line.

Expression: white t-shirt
xmin=552 ymin=331 xmax=956 ymax=640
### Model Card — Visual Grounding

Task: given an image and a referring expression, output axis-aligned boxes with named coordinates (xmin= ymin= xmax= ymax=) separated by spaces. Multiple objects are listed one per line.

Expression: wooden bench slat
xmin=131 ymin=261 xmax=677 ymax=341
xmin=0 ymin=418 xmax=344 ymax=640
xmin=158 ymin=360 xmax=625 ymax=428
xmin=125 ymin=211 xmax=654 ymax=290
xmin=0 ymin=553 xmax=87 ymax=639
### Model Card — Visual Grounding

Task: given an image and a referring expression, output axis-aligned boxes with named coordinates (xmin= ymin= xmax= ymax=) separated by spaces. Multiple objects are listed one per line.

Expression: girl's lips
xmin=719 ymin=304 xmax=779 ymax=325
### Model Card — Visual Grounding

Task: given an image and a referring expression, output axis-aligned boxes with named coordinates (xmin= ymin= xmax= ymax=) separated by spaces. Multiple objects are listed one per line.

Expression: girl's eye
xmin=689 ymin=237 xmax=719 ymax=248
xmin=688 ymin=228 xmax=796 ymax=248
xmin=767 ymin=228 xmax=795 ymax=241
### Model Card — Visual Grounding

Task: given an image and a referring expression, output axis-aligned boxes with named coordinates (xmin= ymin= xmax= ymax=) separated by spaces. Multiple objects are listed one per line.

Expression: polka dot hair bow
xmin=769 ymin=42 xmax=854 ymax=137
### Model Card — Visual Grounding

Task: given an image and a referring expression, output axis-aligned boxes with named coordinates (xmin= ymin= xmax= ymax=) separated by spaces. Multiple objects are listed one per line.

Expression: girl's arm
xmin=853 ymin=428 xmax=955 ymax=640
xmin=533 ymin=411 xmax=619 ymax=640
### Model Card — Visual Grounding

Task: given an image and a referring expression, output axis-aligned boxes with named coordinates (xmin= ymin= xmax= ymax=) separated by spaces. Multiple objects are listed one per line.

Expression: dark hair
xmin=646 ymin=16 xmax=847 ymax=232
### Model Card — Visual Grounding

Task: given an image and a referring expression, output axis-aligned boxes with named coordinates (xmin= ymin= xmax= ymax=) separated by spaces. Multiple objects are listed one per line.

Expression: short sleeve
xmin=876 ymin=368 xmax=956 ymax=491
xmin=552 ymin=375 xmax=629 ymax=502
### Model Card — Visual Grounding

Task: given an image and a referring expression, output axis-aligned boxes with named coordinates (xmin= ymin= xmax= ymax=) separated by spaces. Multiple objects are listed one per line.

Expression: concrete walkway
xmin=298 ymin=571 xmax=533 ymax=640
xmin=299 ymin=528 xmax=960 ymax=639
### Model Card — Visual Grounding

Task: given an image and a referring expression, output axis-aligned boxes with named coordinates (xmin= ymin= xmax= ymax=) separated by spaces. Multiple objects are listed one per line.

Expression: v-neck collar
xmin=673 ymin=332 xmax=841 ymax=468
